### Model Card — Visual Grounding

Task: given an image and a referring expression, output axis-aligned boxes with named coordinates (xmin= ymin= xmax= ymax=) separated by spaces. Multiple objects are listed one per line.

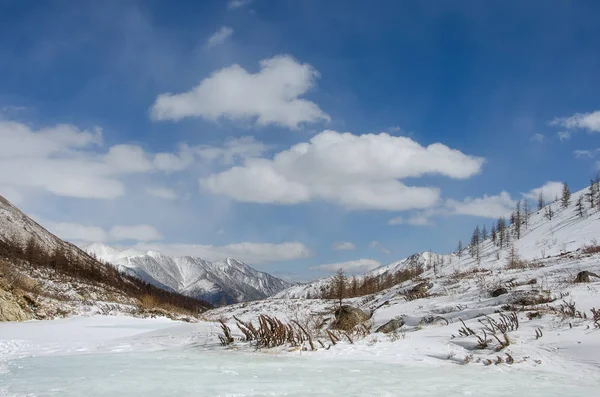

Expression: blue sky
xmin=1 ymin=0 xmax=599 ymax=281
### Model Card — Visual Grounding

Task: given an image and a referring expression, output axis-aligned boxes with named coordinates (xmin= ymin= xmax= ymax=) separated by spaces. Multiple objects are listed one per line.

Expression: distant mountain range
xmin=82 ymin=243 xmax=290 ymax=305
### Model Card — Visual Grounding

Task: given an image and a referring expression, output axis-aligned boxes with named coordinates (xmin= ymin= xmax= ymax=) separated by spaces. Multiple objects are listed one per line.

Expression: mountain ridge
xmin=83 ymin=243 xmax=290 ymax=305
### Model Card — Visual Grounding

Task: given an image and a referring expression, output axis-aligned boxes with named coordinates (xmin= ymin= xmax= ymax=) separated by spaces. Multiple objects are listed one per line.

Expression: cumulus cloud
xmin=369 ymin=240 xmax=391 ymax=255
xmin=551 ymin=110 xmax=600 ymax=133
xmin=195 ymin=136 xmax=269 ymax=164
xmin=133 ymin=241 xmax=311 ymax=264
xmin=150 ymin=55 xmax=330 ymax=129
xmin=206 ymin=26 xmax=234 ymax=48
xmin=109 ymin=225 xmax=162 ymax=242
xmin=573 ymin=149 xmax=600 ymax=159
xmin=523 ymin=181 xmax=564 ymax=203
xmin=388 ymin=214 xmax=434 ymax=226
xmin=445 ymin=191 xmax=515 ymax=218
xmin=0 ymin=121 xmax=193 ymax=199
xmin=311 ymin=259 xmax=381 ymax=273
xmin=557 ymin=131 xmax=571 ymax=141
xmin=145 ymin=187 xmax=178 ymax=200
xmin=202 ymin=130 xmax=484 ymax=211
xmin=37 ymin=218 xmax=162 ymax=243
xmin=331 ymin=241 xmax=355 ymax=251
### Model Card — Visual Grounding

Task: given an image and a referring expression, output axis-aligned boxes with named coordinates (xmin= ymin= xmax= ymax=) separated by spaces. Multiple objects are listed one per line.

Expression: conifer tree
xmin=537 ymin=191 xmax=544 ymax=211
xmin=576 ymin=195 xmax=585 ymax=217
xmin=561 ymin=182 xmax=571 ymax=209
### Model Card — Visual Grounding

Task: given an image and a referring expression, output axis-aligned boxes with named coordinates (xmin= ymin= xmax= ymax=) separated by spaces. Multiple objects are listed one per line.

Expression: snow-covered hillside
xmin=277 ymin=186 xmax=600 ymax=298
xmin=83 ymin=243 xmax=290 ymax=305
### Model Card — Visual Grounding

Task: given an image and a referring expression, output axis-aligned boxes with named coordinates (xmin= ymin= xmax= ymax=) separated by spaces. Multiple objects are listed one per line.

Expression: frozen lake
xmin=2 ymin=348 xmax=598 ymax=397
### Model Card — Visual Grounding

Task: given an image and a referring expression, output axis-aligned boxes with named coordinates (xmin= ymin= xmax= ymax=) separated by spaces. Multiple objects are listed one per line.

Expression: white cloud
xmin=0 ymin=186 xmax=24 ymax=205
xmin=331 ymin=241 xmax=355 ymax=251
xmin=132 ymin=241 xmax=311 ymax=264
xmin=0 ymin=121 xmax=193 ymax=199
xmin=388 ymin=213 xmax=434 ymax=226
xmin=195 ymin=136 xmax=269 ymax=165
xmin=530 ymin=133 xmax=544 ymax=143
xmin=557 ymin=131 xmax=571 ymax=141
xmin=573 ymin=149 xmax=600 ymax=159
xmin=202 ymin=130 xmax=484 ymax=211
xmin=46 ymin=221 xmax=108 ymax=242
xmin=311 ymin=259 xmax=381 ymax=273
xmin=109 ymin=225 xmax=162 ymax=242
xmin=523 ymin=181 xmax=564 ymax=203
xmin=445 ymin=191 xmax=515 ymax=218
xmin=37 ymin=218 xmax=162 ymax=243
xmin=150 ymin=55 xmax=330 ymax=129
xmin=206 ymin=26 xmax=234 ymax=48
xmin=228 ymin=0 xmax=253 ymax=9
xmin=551 ymin=110 xmax=600 ymax=133
xmin=369 ymin=240 xmax=391 ymax=255
xmin=145 ymin=187 xmax=177 ymax=200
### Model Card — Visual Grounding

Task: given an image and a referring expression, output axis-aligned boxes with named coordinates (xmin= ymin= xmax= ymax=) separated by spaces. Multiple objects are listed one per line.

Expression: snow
xmin=1 ymin=316 xmax=599 ymax=396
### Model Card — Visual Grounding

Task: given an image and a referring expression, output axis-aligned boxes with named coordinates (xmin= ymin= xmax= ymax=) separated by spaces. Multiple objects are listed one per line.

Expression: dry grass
xmin=581 ymin=240 xmax=600 ymax=255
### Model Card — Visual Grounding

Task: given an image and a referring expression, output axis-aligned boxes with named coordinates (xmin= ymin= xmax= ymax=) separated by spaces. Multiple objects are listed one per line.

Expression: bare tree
xmin=537 ymin=191 xmax=544 ymax=211
xmin=333 ymin=268 xmax=347 ymax=307
xmin=456 ymin=240 xmax=463 ymax=258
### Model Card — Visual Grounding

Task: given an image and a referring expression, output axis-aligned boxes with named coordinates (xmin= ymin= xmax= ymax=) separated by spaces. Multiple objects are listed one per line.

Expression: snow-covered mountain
xmin=82 ymin=243 xmax=290 ymax=305
xmin=276 ymin=186 xmax=600 ymax=299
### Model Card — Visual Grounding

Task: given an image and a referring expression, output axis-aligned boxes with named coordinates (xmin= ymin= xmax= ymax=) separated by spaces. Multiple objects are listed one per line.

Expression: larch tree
xmin=576 ymin=195 xmax=585 ymax=217
xmin=537 ymin=191 xmax=545 ymax=211
xmin=333 ymin=268 xmax=347 ymax=307
xmin=561 ymin=182 xmax=571 ymax=209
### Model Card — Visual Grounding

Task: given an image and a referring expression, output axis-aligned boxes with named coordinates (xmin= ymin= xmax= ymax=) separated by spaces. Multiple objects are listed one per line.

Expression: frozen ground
xmin=1 ymin=316 xmax=599 ymax=396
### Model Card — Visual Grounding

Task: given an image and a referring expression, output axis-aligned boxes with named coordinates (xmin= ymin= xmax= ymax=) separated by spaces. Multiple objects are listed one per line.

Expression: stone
xmin=331 ymin=305 xmax=370 ymax=331
xmin=375 ymin=318 xmax=405 ymax=333
xmin=490 ymin=287 xmax=508 ymax=297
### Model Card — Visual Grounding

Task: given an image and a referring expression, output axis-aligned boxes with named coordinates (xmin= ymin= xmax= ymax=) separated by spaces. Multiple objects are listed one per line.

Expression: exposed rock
xmin=331 ymin=305 xmax=370 ymax=330
xmin=376 ymin=318 xmax=405 ymax=333
xmin=574 ymin=271 xmax=600 ymax=283
xmin=410 ymin=282 xmax=433 ymax=295
xmin=0 ymin=287 xmax=32 ymax=321
xmin=490 ymin=287 xmax=508 ymax=297
xmin=510 ymin=291 xmax=552 ymax=306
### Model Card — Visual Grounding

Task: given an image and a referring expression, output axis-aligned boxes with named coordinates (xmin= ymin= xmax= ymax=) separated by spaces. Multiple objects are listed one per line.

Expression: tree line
xmin=0 ymin=235 xmax=211 ymax=313
xmin=457 ymin=176 xmax=600 ymax=263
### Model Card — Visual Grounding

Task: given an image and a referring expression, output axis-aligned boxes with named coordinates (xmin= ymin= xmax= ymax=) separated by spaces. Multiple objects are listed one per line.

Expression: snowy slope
xmin=277 ymin=187 xmax=600 ymax=298
xmin=83 ymin=243 xmax=290 ymax=304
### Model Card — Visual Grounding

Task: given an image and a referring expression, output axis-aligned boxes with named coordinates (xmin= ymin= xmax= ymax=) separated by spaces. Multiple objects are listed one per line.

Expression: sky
xmin=1 ymin=0 xmax=600 ymax=281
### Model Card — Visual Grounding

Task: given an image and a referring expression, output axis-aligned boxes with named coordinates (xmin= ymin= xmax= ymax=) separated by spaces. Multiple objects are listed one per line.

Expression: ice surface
xmin=2 ymin=349 xmax=598 ymax=397
xmin=1 ymin=316 xmax=598 ymax=396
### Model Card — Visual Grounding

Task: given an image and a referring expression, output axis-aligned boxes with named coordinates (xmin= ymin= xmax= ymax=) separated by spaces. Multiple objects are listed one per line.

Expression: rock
xmin=376 ymin=318 xmax=405 ymax=333
xmin=331 ymin=305 xmax=370 ymax=330
xmin=574 ymin=271 xmax=600 ymax=283
xmin=490 ymin=287 xmax=508 ymax=297
xmin=0 ymin=287 xmax=32 ymax=322
xmin=410 ymin=281 xmax=433 ymax=295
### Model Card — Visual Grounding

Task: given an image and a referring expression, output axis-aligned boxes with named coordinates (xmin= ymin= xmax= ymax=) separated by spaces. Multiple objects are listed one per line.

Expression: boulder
xmin=331 ymin=305 xmax=370 ymax=330
xmin=574 ymin=271 xmax=600 ymax=283
xmin=375 ymin=318 xmax=405 ymax=333
xmin=490 ymin=287 xmax=508 ymax=297
xmin=0 ymin=287 xmax=32 ymax=322
xmin=410 ymin=281 xmax=433 ymax=295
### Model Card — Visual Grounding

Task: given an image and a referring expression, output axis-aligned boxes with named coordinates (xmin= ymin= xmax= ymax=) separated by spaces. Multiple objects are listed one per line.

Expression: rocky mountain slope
xmin=0 ymin=195 xmax=211 ymax=321
xmin=276 ymin=186 xmax=600 ymax=299
xmin=82 ymin=243 xmax=290 ymax=305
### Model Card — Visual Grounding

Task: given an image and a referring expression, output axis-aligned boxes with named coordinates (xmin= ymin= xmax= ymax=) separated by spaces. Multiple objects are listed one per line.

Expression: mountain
xmin=276 ymin=186 xmax=600 ymax=299
xmin=0 ymin=195 xmax=211 ymax=321
xmin=82 ymin=243 xmax=290 ymax=305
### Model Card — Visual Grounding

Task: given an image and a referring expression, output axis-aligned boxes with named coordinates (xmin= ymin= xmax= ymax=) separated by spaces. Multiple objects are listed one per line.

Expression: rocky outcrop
xmin=575 ymin=271 xmax=600 ymax=283
xmin=331 ymin=305 xmax=370 ymax=330
xmin=375 ymin=318 xmax=405 ymax=333
xmin=0 ymin=286 xmax=32 ymax=321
